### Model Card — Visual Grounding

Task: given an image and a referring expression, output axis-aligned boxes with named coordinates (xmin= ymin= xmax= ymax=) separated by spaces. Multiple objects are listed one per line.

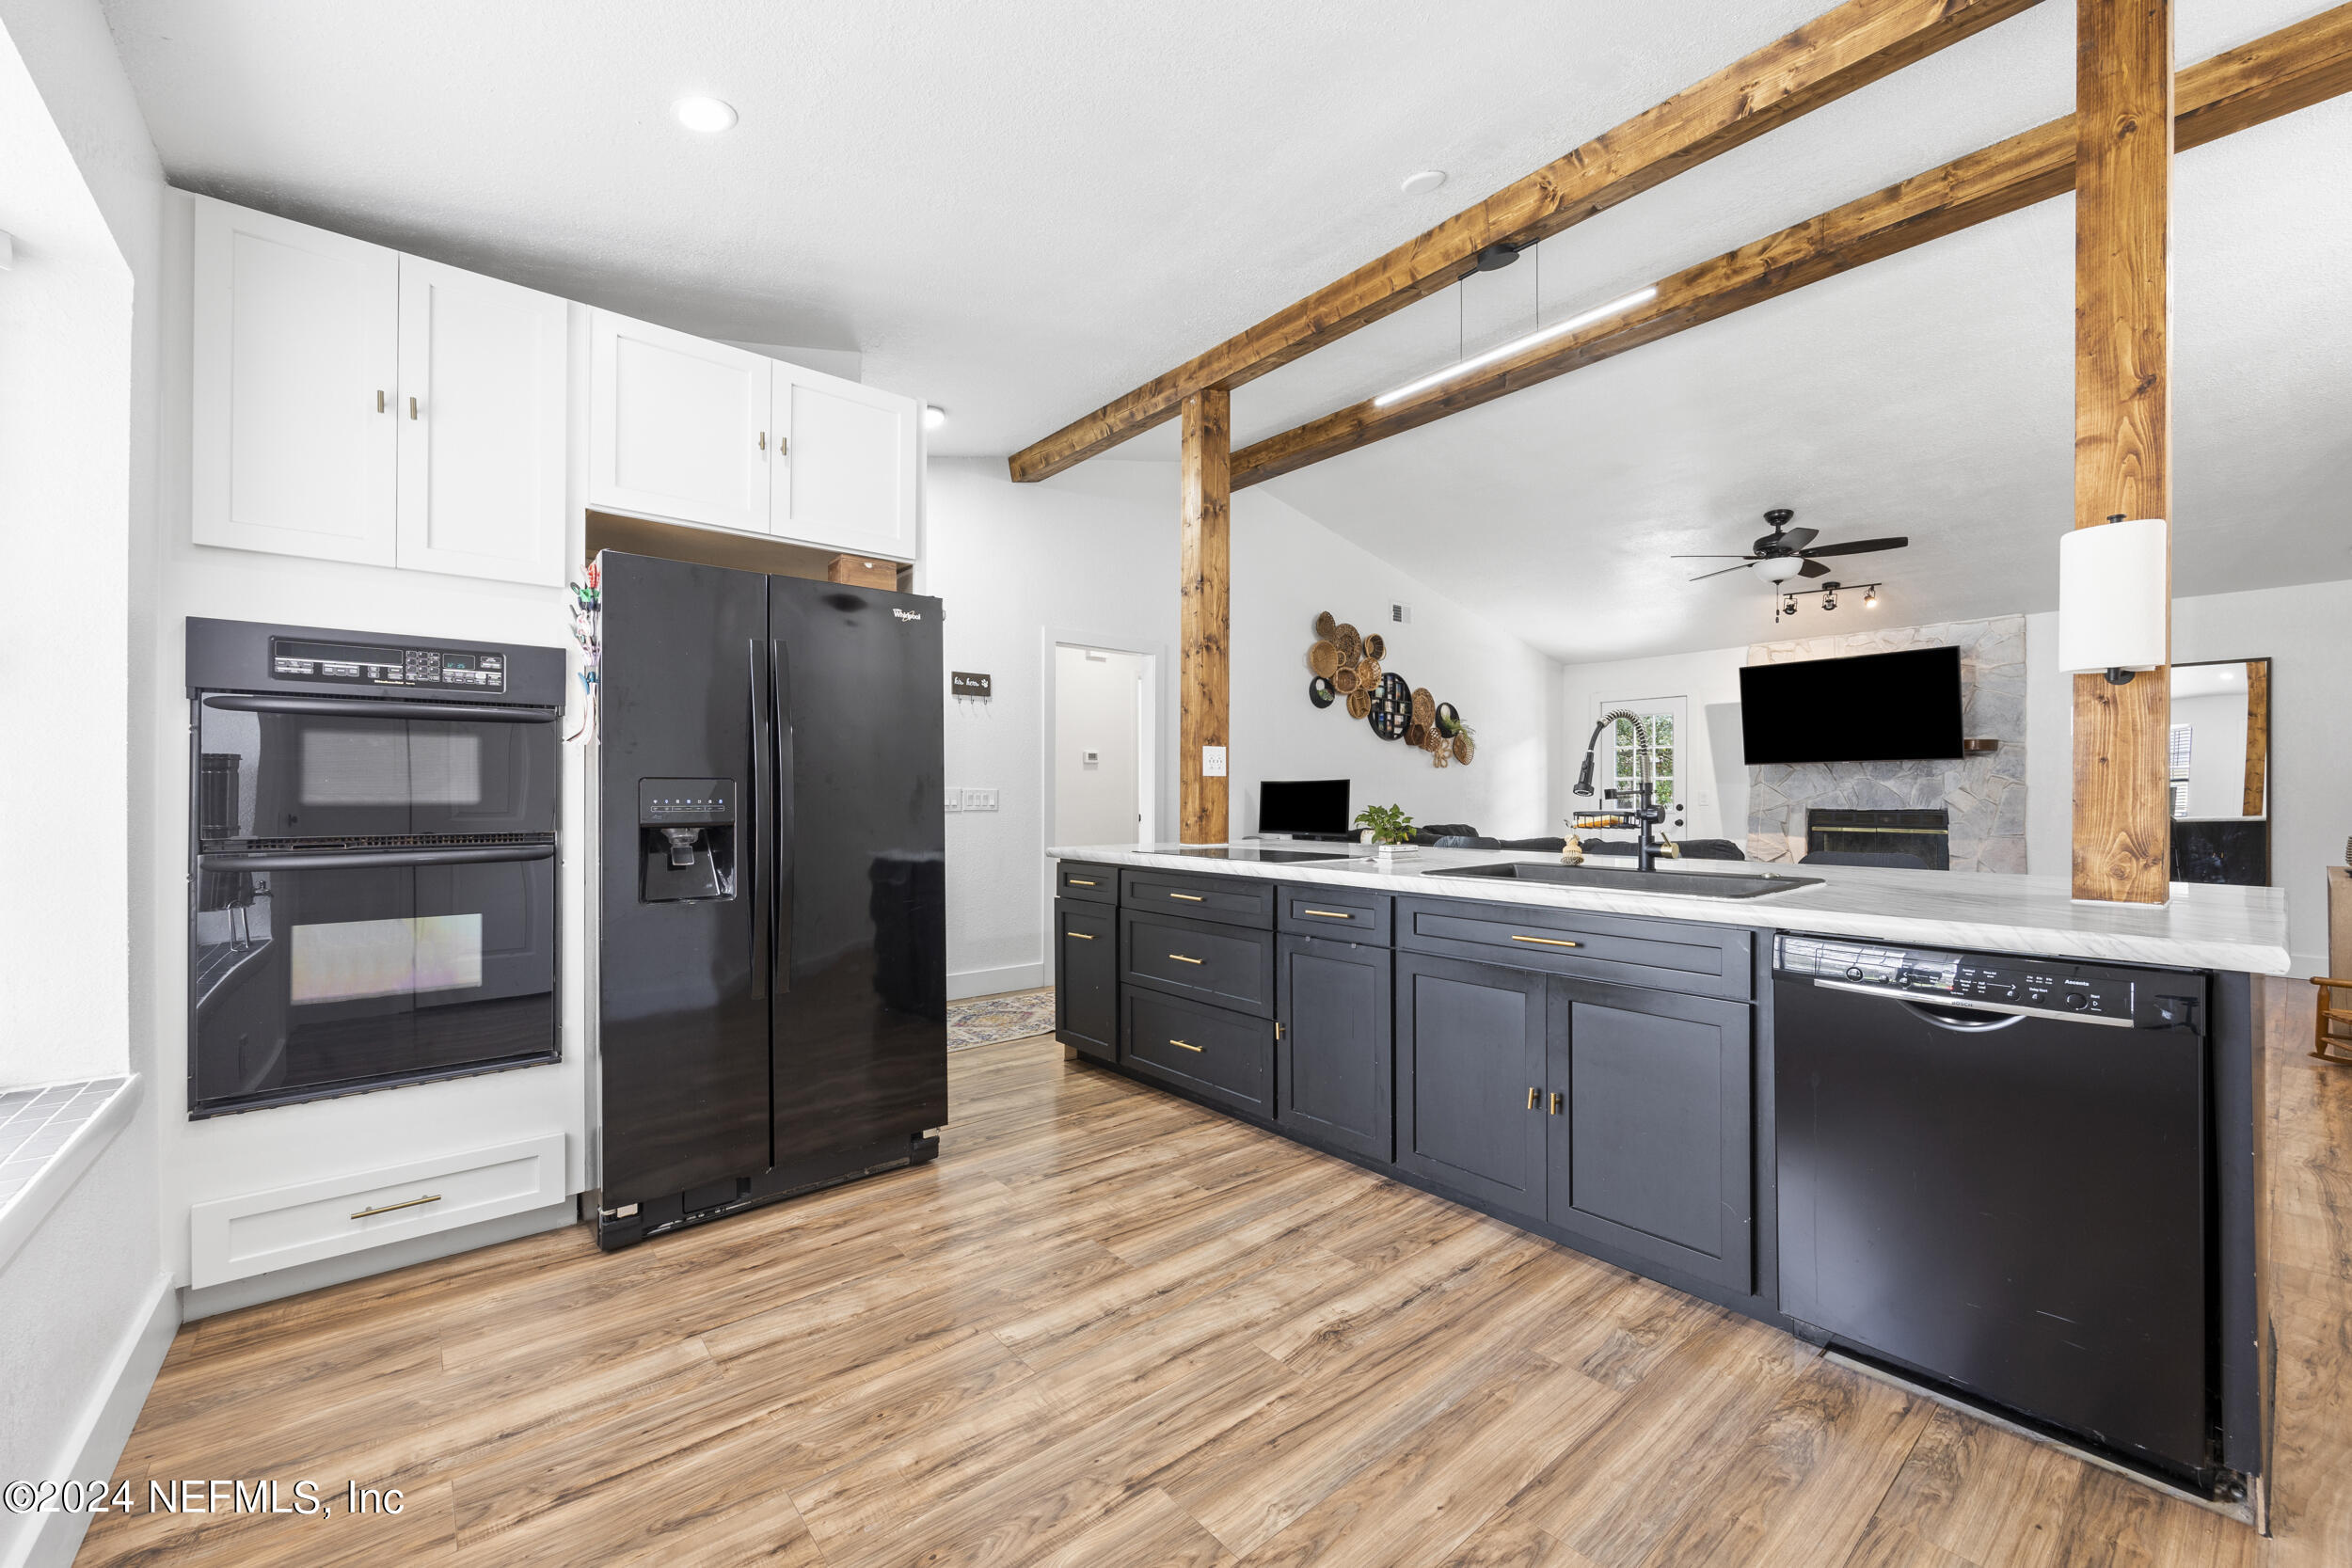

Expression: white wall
xmin=927 ymin=456 xmax=1561 ymax=999
xmin=1053 ymin=646 xmax=1143 ymax=847
xmin=0 ymin=3 xmax=171 ymax=1563
xmin=1557 ymin=647 xmax=1749 ymax=841
xmin=1231 ymin=488 xmax=1560 ymax=842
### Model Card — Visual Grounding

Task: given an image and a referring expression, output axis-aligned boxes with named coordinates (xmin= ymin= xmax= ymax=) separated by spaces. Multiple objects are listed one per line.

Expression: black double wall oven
xmin=187 ymin=618 xmax=567 ymax=1117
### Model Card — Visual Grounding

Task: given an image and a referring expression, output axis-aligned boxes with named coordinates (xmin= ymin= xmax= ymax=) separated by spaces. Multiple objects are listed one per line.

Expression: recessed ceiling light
xmin=674 ymin=96 xmax=739 ymax=134
xmin=923 ymin=405 xmax=947 ymax=431
xmin=1400 ymin=170 xmax=1447 ymax=197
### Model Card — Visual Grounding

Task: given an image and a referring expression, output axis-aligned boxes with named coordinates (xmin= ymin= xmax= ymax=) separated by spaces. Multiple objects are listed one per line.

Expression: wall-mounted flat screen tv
xmin=1739 ymin=644 xmax=1964 ymax=765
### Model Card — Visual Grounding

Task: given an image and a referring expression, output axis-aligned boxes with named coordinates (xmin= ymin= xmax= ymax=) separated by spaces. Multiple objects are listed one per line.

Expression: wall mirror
xmin=2168 ymin=657 xmax=2269 ymax=886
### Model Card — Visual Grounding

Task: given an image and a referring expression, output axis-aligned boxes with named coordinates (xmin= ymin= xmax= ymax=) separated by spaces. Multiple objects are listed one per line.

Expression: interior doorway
xmin=1053 ymin=645 xmax=1151 ymax=847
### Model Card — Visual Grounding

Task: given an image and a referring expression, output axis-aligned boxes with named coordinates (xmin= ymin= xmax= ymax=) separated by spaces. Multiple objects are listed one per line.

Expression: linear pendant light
xmin=1372 ymin=286 xmax=1659 ymax=408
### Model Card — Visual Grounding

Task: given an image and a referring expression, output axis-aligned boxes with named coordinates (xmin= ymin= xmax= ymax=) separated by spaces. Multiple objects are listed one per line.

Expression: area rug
xmin=948 ymin=988 xmax=1056 ymax=1050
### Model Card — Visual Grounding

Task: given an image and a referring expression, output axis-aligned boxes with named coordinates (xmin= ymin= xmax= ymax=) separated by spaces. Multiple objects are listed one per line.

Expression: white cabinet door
xmin=192 ymin=198 xmax=400 ymax=565
xmin=394 ymin=257 xmax=568 ymax=584
xmin=771 ymin=364 xmax=920 ymax=561
xmin=588 ymin=310 xmax=771 ymax=532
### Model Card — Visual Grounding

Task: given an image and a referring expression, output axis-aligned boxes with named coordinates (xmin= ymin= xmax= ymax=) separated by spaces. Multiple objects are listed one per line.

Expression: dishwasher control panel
xmin=1773 ymin=936 xmax=2197 ymax=1029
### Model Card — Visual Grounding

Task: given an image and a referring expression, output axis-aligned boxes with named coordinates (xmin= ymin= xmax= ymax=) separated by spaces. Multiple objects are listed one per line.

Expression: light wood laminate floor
xmin=79 ymin=979 xmax=2352 ymax=1567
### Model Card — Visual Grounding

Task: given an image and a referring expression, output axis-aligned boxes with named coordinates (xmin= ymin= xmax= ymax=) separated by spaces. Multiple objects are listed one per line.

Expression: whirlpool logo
xmin=893 ymin=609 xmax=922 ymax=622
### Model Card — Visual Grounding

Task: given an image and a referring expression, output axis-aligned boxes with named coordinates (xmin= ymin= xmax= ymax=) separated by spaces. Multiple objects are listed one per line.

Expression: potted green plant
xmin=1353 ymin=802 xmax=1418 ymax=862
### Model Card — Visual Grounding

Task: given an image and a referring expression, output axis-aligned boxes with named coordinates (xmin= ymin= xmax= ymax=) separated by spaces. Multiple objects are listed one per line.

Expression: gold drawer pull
xmin=1170 ymin=1038 xmax=1202 ymax=1053
xmin=1168 ymin=892 xmax=1206 ymax=902
xmin=1068 ymin=878 xmax=1097 ymax=886
xmin=1549 ymin=1091 xmax=1564 ymax=1115
xmin=351 ymin=1194 xmax=441 ymax=1220
xmin=1303 ymin=909 xmax=1355 ymax=920
xmin=1526 ymin=1086 xmax=1539 ymax=1110
xmin=1168 ymin=953 xmax=1203 ymax=965
xmin=1068 ymin=931 xmax=1096 ymax=941
xmin=1511 ymin=934 xmax=1581 ymax=948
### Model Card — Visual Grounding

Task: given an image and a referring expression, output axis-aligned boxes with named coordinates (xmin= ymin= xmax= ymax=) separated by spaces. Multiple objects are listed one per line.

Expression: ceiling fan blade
xmin=1687 ymin=562 xmax=1757 ymax=582
xmin=1777 ymin=526 xmax=1818 ymax=549
xmin=1800 ymin=536 xmax=1909 ymax=558
xmin=1800 ymin=558 xmax=1832 ymax=578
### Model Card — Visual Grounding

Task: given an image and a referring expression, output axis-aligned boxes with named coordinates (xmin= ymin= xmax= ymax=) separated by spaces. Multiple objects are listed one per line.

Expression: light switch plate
xmin=1201 ymin=746 xmax=1228 ymax=778
xmin=945 ymin=788 xmax=961 ymax=812
xmin=968 ymin=789 xmax=999 ymax=812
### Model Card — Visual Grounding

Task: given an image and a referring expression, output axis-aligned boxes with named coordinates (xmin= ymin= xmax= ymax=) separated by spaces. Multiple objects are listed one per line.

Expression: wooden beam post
xmin=1180 ymin=388 xmax=1231 ymax=845
xmin=2072 ymin=0 xmax=2173 ymax=903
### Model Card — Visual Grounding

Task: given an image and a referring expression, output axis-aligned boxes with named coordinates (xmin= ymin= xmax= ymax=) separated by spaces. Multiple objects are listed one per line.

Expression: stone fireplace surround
xmin=1744 ymin=616 xmax=2028 ymax=873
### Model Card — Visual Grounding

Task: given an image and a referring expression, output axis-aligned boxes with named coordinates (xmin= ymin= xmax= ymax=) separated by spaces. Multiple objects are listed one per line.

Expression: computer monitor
xmin=1259 ymin=779 xmax=1350 ymax=838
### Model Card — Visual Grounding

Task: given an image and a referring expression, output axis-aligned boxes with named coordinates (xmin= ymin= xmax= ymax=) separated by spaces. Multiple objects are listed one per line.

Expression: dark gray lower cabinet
xmin=1276 ymin=935 xmax=1391 ymax=1161
xmin=1054 ymin=899 xmax=1117 ymax=1061
xmin=1122 ymin=987 xmax=1273 ymax=1117
xmin=1395 ymin=952 xmax=1548 ymax=1221
xmin=1549 ymin=981 xmax=1752 ymax=1291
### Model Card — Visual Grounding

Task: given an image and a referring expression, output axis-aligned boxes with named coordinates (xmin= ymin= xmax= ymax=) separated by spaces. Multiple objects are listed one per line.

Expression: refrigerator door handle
xmin=772 ymin=638 xmax=794 ymax=994
xmin=748 ymin=639 xmax=771 ymax=1001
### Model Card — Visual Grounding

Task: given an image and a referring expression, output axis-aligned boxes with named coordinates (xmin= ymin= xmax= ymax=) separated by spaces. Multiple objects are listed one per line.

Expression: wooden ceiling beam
xmin=1228 ymin=4 xmax=2352 ymax=489
xmin=1006 ymin=0 xmax=2046 ymax=483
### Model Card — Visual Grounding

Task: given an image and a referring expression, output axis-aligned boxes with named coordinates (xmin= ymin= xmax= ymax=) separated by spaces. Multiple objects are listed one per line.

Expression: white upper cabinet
xmin=588 ymin=311 xmax=772 ymax=534
xmin=191 ymin=196 xmax=571 ymax=585
xmin=771 ymin=363 xmax=920 ymax=562
xmin=394 ymin=257 xmax=567 ymax=585
xmin=193 ymin=198 xmax=400 ymax=566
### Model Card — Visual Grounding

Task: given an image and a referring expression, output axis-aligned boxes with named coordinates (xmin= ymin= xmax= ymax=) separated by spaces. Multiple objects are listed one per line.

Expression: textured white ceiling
xmin=101 ymin=0 xmax=2352 ymax=660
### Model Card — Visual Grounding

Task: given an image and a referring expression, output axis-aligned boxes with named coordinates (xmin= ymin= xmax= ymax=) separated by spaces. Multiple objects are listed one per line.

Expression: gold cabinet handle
xmin=1511 ymin=934 xmax=1581 ymax=948
xmin=1168 ymin=954 xmax=1203 ymax=965
xmin=408 ymin=395 xmax=419 ymax=420
xmin=757 ymin=430 xmax=767 ymax=451
xmin=1068 ymin=878 xmax=1097 ymax=886
xmin=1549 ymin=1092 xmax=1564 ymax=1115
xmin=1526 ymin=1086 xmax=1539 ymax=1110
xmin=1170 ymin=1038 xmax=1202 ymax=1053
xmin=376 ymin=389 xmax=387 ymax=413
xmin=351 ymin=1194 xmax=441 ymax=1220
xmin=1275 ymin=1022 xmax=1285 ymax=1040
xmin=1168 ymin=892 xmax=1205 ymax=902
xmin=1302 ymin=909 xmax=1354 ymax=920
xmin=1067 ymin=931 xmax=1095 ymax=941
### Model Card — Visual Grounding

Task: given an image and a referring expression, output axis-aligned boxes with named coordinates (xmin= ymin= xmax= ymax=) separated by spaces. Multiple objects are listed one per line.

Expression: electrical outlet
xmin=967 ymin=789 xmax=999 ymax=813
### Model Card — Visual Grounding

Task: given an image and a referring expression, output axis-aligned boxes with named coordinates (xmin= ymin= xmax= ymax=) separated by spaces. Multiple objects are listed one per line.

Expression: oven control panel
xmin=270 ymin=636 xmax=507 ymax=692
xmin=1772 ymin=935 xmax=2181 ymax=1027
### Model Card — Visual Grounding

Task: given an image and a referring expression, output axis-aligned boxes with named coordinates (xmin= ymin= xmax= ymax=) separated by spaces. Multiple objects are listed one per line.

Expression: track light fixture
xmin=1773 ymin=580 xmax=1882 ymax=624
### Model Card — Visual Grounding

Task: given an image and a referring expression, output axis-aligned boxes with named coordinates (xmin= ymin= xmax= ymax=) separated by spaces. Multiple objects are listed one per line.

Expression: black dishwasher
xmin=1774 ymin=934 xmax=2212 ymax=1482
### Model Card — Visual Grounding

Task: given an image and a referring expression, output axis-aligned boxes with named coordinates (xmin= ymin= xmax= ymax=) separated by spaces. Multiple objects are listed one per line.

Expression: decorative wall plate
xmin=1309 ymin=641 xmax=1340 ymax=677
xmin=1345 ymin=689 xmax=1373 ymax=719
xmin=1332 ymin=624 xmax=1360 ymax=662
xmin=1314 ymin=610 xmax=1337 ymax=640
xmin=1435 ymin=702 xmax=1461 ymax=736
xmin=1332 ymin=664 xmax=1359 ymax=694
xmin=1410 ymin=688 xmax=1435 ymax=725
xmin=1355 ymin=657 xmax=1380 ymax=689
xmin=1453 ymin=732 xmax=1475 ymax=765
xmin=1308 ymin=676 xmax=1336 ymax=708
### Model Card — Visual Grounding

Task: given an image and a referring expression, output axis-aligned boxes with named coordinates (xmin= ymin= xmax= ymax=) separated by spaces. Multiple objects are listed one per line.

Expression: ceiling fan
xmin=1674 ymin=508 xmax=1909 ymax=583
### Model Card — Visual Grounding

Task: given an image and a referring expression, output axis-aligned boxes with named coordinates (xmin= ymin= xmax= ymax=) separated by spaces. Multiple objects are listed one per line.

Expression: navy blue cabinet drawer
xmin=1276 ymin=885 xmax=1391 ymax=942
xmin=1122 ymin=988 xmax=1272 ymax=1117
xmin=1121 ymin=909 xmax=1274 ymax=1018
xmin=1396 ymin=898 xmax=1753 ymax=1001
xmin=1057 ymin=862 xmax=1118 ymax=904
xmin=1120 ymin=869 xmax=1275 ymax=928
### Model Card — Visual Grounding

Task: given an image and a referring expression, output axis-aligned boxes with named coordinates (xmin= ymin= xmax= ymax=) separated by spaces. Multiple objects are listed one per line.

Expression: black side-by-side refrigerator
xmin=593 ymin=551 xmax=946 ymax=1249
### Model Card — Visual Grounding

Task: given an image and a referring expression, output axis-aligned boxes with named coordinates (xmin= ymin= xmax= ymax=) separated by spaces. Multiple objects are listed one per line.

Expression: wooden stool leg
xmin=2313 ymin=980 xmax=2352 ymax=1065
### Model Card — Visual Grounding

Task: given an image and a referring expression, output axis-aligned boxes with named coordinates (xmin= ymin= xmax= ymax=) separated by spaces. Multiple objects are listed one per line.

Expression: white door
xmin=587 ymin=310 xmax=771 ymax=532
xmin=1055 ymin=647 xmax=1146 ymax=847
xmin=1595 ymin=695 xmax=1691 ymax=837
xmin=394 ymin=258 xmax=568 ymax=584
xmin=192 ymin=198 xmax=400 ymax=565
xmin=771 ymin=362 xmax=919 ymax=560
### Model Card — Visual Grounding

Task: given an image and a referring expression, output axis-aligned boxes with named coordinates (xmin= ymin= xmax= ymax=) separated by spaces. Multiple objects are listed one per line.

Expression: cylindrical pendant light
xmin=2058 ymin=516 xmax=2168 ymax=684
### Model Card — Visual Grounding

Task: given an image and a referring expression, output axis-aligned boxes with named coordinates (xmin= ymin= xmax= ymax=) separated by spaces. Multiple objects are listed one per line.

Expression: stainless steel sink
xmin=1422 ymin=861 xmax=1821 ymax=899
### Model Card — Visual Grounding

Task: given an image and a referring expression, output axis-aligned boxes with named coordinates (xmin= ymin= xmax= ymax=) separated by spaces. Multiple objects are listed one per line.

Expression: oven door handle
xmin=198 ymin=844 xmax=555 ymax=872
xmin=200 ymin=693 xmax=557 ymax=723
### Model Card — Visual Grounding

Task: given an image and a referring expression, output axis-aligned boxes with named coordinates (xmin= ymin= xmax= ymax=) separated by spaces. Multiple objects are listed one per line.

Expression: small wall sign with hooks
xmin=951 ymin=671 xmax=993 ymax=701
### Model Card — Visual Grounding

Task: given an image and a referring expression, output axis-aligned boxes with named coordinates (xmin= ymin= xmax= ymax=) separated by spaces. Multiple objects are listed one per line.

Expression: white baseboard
xmin=949 ymin=961 xmax=1046 ymax=1002
xmin=18 ymin=1272 xmax=177 ymax=1568
xmin=179 ymin=1197 xmax=579 ymax=1322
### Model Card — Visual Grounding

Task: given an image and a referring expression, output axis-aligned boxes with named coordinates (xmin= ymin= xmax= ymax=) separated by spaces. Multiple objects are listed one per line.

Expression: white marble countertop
xmin=1046 ymin=843 xmax=2294 ymax=974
